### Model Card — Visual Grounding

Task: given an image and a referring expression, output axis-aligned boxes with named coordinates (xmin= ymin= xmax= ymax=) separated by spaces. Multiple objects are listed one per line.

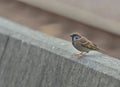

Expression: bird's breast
xmin=73 ymin=41 xmax=90 ymax=52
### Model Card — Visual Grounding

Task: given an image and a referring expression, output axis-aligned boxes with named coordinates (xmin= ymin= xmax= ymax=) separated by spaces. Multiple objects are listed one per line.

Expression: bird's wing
xmin=79 ymin=37 xmax=97 ymax=50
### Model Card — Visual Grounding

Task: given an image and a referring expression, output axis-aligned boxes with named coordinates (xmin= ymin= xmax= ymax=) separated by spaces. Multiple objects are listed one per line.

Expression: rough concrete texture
xmin=0 ymin=17 xmax=120 ymax=87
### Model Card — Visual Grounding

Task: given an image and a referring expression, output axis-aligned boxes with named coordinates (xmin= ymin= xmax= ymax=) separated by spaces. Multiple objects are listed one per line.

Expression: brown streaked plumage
xmin=70 ymin=33 xmax=105 ymax=56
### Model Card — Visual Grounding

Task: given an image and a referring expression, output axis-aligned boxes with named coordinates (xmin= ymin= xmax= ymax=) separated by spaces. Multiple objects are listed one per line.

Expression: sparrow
xmin=70 ymin=32 xmax=105 ymax=56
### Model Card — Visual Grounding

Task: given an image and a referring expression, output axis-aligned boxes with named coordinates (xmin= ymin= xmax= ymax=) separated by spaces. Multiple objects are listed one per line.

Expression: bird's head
xmin=70 ymin=33 xmax=82 ymax=41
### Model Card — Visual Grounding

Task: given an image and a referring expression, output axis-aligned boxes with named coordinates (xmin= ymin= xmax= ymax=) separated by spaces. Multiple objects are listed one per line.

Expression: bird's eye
xmin=74 ymin=36 xmax=80 ymax=40
xmin=73 ymin=35 xmax=81 ymax=41
xmin=75 ymin=37 xmax=78 ymax=39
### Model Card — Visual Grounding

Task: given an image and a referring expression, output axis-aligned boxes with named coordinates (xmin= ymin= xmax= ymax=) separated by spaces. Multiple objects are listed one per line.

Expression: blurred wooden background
xmin=0 ymin=0 xmax=120 ymax=58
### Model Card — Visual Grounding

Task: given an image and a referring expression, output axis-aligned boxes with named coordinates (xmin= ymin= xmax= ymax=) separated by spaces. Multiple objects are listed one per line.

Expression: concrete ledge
xmin=0 ymin=17 xmax=120 ymax=87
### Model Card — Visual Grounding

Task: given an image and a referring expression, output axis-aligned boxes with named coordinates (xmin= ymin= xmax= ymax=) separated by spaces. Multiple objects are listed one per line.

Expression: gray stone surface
xmin=0 ymin=33 xmax=8 ymax=58
xmin=0 ymin=17 xmax=120 ymax=87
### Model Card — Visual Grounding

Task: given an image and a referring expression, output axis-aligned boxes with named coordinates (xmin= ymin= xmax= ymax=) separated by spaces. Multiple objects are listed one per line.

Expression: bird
xmin=70 ymin=32 xmax=105 ymax=56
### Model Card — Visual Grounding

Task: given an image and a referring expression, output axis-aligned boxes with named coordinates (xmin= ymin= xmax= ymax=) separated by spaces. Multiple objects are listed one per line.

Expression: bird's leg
xmin=75 ymin=52 xmax=87 ymax=58
xmin=79 ymin=52 xmax=87 ymax=56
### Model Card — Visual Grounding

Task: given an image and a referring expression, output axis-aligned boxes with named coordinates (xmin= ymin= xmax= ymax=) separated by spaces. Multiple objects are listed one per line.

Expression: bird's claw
xmin=75 ymin=52 xmax=87 ymax=59
xmin=79 ymin=52 xmax=87 ymax=56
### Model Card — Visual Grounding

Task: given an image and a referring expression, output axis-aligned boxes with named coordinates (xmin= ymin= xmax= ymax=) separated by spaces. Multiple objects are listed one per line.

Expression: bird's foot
xmin=79 ymin=52 xmax=87 ymax=56
xmin=79 ymin=52 xmax=86 ymax=56
xmin=75 ymin=52 xmax=87 ymax=58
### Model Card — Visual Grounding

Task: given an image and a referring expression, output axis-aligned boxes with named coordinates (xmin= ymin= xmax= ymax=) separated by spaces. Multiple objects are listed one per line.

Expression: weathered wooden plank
xmin=19 ymin=0 xmax=120 ymax=36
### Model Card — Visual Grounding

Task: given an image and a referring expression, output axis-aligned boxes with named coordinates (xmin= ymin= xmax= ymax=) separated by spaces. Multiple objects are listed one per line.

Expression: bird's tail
xmin=96 ymin=47 xmax=106 ymax=54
